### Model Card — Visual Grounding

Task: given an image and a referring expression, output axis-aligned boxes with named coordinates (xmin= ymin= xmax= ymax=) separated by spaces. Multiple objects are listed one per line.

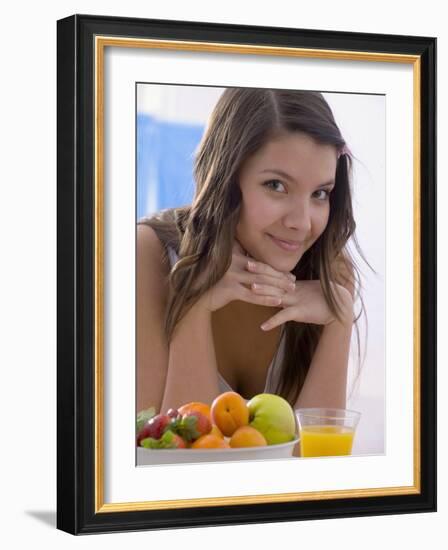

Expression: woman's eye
xmin=263 ymin=179 xmax=286 ymax=193
xmin=313 ymin=189 xmax=331 ymax=200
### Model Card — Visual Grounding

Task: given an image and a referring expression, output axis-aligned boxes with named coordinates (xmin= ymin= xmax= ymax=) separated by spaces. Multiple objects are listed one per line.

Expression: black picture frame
xmin=57 ymin=14 xmax=436 ymax=535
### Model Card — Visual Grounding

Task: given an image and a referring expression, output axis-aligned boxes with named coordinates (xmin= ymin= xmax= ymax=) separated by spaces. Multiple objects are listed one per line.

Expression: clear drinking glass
xmin=296 ymin=408 xmax=361 ymax=458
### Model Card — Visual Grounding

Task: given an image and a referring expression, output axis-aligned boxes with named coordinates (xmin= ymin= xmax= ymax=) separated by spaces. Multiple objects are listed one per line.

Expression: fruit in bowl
xmin=210 ymin=391 xmax=249 ymax=437
xmin=178 ymin=402 xmax=211 ymax=421
xmin=247 ymin=393 xmax=296 ymax=445
xmin=229 ymin=426 xmax=267 ymax=448
xmin=191 ymin=434 xmax=230 ymax=449
xmin=136 ymin=392 xmax=298 ymax=460
xmin=140 ymin=429 xmax=188 ymax=449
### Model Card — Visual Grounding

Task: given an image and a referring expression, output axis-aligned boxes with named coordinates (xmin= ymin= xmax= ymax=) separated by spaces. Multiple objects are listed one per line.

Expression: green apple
xmin=247 ymin=393 xmax=296 ymax=445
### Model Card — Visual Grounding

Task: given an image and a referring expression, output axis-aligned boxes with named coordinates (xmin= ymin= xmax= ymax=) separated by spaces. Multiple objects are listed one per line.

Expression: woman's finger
xmin=233 ymin=253 xmax=255 ymax=268
xmin=238 ymin=270 xmax=296 ymax=292
xmin=246 ymin=259 xmax=296 ymax=282
xmin=251 ymin=283 xmax=287 ymax=298
xmin=253 ymin=287 xmax=297 ymax=307
xmin=239 ymin=287 xmax=283 ymax=307
xmin=260 ymin=307 xmax=297 ymax=331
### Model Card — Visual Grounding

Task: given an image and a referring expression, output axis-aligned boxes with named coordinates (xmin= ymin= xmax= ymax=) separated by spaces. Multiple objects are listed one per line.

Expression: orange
xmin=178 ymin=401 xmax=211 ymax=421
xmin=210 ymin=392 xmax=249 ymax=437
xmin=191 ymin=434 xmax=230 ymax=449
xmin=229 ymin=426 xmax=267 ymax=448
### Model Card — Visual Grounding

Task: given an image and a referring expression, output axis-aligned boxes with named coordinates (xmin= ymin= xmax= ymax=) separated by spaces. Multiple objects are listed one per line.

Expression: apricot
xmin=229 ymin=426 xmax=267 ymax=448
xmin=178 ymin=401 xmax=211 ymax=421
xmin=210 ymin=391 xmax=249 ymax=437
xmin=191 ymin=434 xmax=230 ymax=449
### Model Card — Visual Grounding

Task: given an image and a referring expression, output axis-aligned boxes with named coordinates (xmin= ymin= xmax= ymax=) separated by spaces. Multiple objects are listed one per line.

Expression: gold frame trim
xmin=94 ymin=36 xmax=421 ymax=513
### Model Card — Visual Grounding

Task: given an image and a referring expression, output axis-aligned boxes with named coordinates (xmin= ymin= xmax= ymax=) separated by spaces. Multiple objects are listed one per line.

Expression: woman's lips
xmin=268 ymin=234 xmax=303 ymax=252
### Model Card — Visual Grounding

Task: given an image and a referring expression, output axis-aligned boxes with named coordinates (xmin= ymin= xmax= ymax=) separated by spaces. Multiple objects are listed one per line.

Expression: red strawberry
xmin=182 ymin=412 xmax=212 ymax=440
xmin=167 ymin=411 xmax=212 ymax=442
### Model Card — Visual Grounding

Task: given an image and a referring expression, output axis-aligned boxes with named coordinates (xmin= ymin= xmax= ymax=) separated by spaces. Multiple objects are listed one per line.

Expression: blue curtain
xmin=137 ymin=114 xmax=204 ymax=220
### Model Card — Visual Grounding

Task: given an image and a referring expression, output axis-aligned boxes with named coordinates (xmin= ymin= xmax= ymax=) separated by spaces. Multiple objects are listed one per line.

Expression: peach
xmin=191 ymin=434 xmax=230 ymax=449
xmin=210 ymin=424 xmax=224 ymax=439
xmin=229 ymin=426 xmax=267 ymax=448
xmin=210 ymin=391 xmax=249 ymax=437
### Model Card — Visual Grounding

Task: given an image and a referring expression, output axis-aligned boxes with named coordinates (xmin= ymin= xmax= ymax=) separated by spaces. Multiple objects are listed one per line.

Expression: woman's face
xmin=236 ymin=131 xmax=338 ymax=273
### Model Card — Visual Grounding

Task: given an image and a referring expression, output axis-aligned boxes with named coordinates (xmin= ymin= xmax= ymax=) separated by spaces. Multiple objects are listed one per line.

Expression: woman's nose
xmin=283 ymin=199 xmax=312 ymax=234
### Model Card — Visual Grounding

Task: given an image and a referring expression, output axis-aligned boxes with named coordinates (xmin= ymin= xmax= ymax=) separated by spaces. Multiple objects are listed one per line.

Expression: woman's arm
xmin=294 ymin=310 xmax=353 ymax=409
xmin=137 ymin=225 xmax=221 ymax=413
xmin=294 ymin=256 xmax=356 ymax=409
xmin=159 ymin=297 xmax=221 ymax=412
xmin=136 ymin=224 xmax=170 ymax=413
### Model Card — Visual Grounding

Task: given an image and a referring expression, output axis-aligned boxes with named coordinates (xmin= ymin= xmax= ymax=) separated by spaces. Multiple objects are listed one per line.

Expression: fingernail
xmin=288 ymin=282 xmax=296 ymax=291
xmin=247 ymin=261 xmax=256 ymax=270
xmin=261 ymin=323 xmax=269 ymax=331
xmin=288 ymin=273 xmax=296 ymax=281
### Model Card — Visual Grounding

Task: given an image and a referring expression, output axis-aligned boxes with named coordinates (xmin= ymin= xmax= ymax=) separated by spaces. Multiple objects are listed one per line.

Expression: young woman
xmin=136 ymin=88 xmax=363 ymax=415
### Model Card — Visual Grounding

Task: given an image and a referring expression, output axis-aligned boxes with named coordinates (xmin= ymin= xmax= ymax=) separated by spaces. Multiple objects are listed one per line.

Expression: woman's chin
xmin=257 ymin=253 xmax=300 ymax=274
xmin=243 ymin=242 xmax=301 ymax=273
xmin=276 ymin=261 xmax=300 ymax=274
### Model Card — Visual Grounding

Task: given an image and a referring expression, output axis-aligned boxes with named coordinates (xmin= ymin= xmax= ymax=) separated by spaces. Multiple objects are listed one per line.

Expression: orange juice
xmin=300 ymin=425 xmax=355 ymax=457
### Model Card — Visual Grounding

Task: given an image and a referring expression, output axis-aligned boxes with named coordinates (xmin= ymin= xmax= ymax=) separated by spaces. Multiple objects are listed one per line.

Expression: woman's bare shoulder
xmin=137 ymin=222 xmax=162 ymax=248
xmin=137 ymin=223 xmax=170 ymax=287
xmin=137 ymin=223 xmax=169 ymax=259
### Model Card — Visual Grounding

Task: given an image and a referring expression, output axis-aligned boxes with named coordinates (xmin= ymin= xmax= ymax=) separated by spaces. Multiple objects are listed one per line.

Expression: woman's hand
xmin=250 ymin=277 xmax=354 ymax=331
xmin=199 ymin=241 xmax=296 ymax=313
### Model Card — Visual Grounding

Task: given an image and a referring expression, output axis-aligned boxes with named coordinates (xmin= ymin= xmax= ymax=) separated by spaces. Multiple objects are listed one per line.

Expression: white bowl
xmin=137 ymin=437 xmax=300 ymax=465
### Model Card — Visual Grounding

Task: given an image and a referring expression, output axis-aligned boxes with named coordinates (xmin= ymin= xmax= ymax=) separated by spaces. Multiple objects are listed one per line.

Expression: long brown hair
xmin=139 ymin=87 xmax=368 ymax=406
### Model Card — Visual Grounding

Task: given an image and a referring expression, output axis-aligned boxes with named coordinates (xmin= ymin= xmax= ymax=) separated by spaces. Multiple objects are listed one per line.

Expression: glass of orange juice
xmin=296 ymin=408 xmax=361 ymax=458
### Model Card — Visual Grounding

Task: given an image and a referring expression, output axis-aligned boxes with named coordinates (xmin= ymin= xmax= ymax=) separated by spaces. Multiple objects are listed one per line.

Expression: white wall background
xmin=0 ymin=0 xmax=443 ymax=548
